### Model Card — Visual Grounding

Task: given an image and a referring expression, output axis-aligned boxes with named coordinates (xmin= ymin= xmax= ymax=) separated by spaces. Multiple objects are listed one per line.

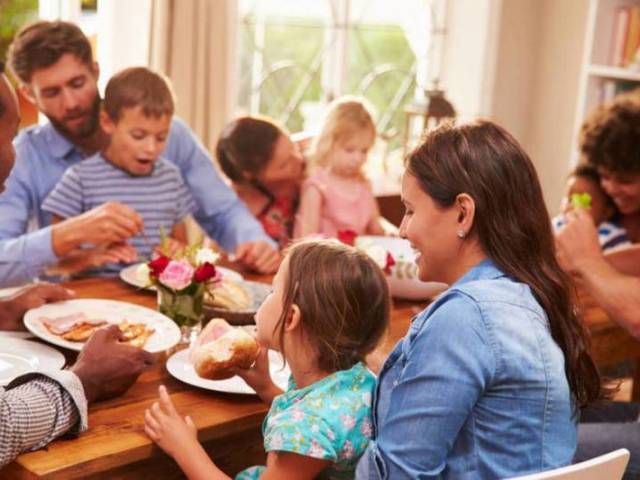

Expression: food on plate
xmin=41 ymin=313 xmax=107 ymax=340
xmin=118 ymin=320 xmax=155 ymax=348
xmin=205 ymin=279 xmax=253 ymax=311
xmin=40 ymin=313 xmax=154 ymax=347
xmin=190 ymin=318 xmax=259 ymax=380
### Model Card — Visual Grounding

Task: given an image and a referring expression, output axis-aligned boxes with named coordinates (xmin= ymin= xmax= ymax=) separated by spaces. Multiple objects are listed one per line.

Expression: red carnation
xmin=148 ymin=255 xmax=170 ymax=278
xmin=194 ymin=262 xmax=217 ymax=283
xmin=384 ymin=252 xmax=396 ymax=275
xmin=337 ymin=229 xmax=357 ymax=246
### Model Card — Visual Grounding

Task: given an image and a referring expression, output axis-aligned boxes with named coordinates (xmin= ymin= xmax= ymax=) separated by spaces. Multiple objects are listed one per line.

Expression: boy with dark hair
xmin=42 ymin=67 xmax=195 ymax=275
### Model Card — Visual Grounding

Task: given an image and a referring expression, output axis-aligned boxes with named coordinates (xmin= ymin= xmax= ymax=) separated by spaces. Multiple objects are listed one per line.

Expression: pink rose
xmin=159 ymin=260 xmax=194 ymax=290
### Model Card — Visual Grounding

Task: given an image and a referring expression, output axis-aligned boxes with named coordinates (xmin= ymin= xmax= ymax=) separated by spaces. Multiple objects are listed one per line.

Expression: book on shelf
xmin=611 ymin=6 xmax=630 ymax=67
xmin=609 ymin=6 xmax=640 ymax=68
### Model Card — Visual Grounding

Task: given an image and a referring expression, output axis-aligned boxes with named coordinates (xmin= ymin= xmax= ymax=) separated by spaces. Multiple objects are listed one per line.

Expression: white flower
xmin=361 ymin=418 xmax=373 ymax=437
xmin=308 ymin=440 xmax=326 ymax=458
xmin=136 ymin=263 xmax=151 ymax=284
xmin=340 ymin=440 xmax=355 ymax=459
xmin=195 ymin=248 xmax=219 ymax=266
xmin=269 ymin=433 xmax=284 ymax=449
xmin=341 ymin=414 xmax=356 ymax=430
xmin=291 ymin=409 xmax=305 ymax=421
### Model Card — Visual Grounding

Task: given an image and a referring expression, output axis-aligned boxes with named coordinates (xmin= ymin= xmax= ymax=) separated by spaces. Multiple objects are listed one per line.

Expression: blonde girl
xmin=144 ymin=239 xmax=390 ymax=479
xmin=295 ymin=96 xmax=396 ymax=238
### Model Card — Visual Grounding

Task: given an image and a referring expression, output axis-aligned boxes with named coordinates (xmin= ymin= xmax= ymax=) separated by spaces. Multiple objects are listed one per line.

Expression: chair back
xmin=505 ymin=449 xmax=630 ymax=480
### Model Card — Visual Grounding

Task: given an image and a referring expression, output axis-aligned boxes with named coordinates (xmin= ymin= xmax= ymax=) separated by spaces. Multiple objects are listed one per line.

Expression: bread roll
xmin=205 ymin=279 xmax=252 ymax=311
xmin=190 ymin=318 xmax=259 ymax=380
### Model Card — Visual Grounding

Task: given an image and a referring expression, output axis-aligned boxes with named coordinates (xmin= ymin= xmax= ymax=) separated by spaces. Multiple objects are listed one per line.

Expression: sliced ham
xmin=40 ymin=313 xmax=106 ymax=335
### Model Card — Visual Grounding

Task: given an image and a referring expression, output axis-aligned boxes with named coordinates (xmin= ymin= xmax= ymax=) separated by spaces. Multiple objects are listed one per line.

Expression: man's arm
xmin=0 ymin=325 xmax=154 ymax=468
xmin=164 ymin=118 xmax=276 ymax=252
xmin=604 ymin=244 xmax=640 ymax=277
xmin=0 ymin=371 xmax=86 ymax=468
xmin=556 ymin=209 xmax=640 ymax=337
xmin=0 ymin=151 xmax=58 ymax=286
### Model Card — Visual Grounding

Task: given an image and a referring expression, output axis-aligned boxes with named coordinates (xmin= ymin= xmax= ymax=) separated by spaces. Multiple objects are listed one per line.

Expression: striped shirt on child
xmin=552 ymin=215 xmax=631 ymax=252
xmin=42 ymin=153 xmax=196 ymax=275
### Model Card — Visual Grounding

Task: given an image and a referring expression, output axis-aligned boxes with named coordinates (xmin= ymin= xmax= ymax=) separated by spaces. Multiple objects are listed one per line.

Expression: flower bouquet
xmin=143 ymin=242 xmax=220 ymax=344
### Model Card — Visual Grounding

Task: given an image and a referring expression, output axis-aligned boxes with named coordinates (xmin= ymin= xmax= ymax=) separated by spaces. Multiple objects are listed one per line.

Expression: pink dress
xmin=295 ymin=169 xmax=377 ymax=237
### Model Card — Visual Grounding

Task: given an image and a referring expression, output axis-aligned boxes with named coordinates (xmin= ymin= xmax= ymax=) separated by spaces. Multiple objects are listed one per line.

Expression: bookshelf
xmin=573 ymin=0 xmax=640 ymax=165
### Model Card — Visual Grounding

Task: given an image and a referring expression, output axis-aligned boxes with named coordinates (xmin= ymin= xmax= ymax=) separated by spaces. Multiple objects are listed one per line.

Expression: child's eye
xmin=131 ymin=133 xmax=145 ymax=140
xmin=156 ymin=135 xmax=167 ymax=143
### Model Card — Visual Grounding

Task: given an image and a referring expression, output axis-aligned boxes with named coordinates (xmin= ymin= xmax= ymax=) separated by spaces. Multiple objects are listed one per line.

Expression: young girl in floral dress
xmin=295 ymin=96 xmax=396 ymax=238
xmin=144 ymin=239 xmax=390 ymax=479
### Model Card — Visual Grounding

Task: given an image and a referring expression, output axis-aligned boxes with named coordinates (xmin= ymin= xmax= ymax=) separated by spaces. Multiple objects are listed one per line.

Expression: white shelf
xmin=588 ymin=64 xmax=640 ymax=81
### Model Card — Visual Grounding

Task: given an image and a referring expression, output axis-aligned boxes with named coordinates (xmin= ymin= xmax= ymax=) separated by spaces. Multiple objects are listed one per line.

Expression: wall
xmin=96 ymin=0 xmax=152 ymax=93
xmin=490 ymin=0 xmax=540 ymax=145
xmin=441 ymin=0 xmax=503 ymax=121
xmin=490 ymin=0 xmax=590 ymax=211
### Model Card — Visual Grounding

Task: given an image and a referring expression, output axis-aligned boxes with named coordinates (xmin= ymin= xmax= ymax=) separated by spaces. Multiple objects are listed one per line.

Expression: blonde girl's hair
xmin=310 ymin=96 xmax=377 ymax=169
xmin=274 ymin=239 xmax=390 ymax=373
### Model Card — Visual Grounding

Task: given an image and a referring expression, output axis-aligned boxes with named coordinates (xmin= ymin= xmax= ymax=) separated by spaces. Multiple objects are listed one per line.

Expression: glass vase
xmin=156 ymin=284 xmax=204 ymax=346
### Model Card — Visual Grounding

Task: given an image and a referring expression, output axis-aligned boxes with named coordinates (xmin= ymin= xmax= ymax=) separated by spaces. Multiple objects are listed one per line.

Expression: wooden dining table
xmin=3 ymin=275 xmax=640 ymax=479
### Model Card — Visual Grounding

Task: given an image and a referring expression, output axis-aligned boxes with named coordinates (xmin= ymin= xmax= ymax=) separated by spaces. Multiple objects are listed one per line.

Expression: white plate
xmin=24 ymin=299 xmax=181 ymax=353
xmin=119 ymin=263 xmax=243 ymax=291
xmin=358 ymin=236 xmax=448 ymax=301
xmin=0 ymin=338 xmax=66 ymax=386
xmin=167 ymin=348 xmax=290 ymax=395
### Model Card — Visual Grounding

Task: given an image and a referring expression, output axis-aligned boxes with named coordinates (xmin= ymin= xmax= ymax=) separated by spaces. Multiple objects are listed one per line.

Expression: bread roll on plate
xmin=190 ymin=318 xmax=259 ymax=380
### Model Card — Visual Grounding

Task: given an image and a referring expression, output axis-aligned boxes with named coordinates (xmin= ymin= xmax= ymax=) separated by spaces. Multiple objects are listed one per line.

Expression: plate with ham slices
xmin=24 ymin=299 xmax=181 ymax=353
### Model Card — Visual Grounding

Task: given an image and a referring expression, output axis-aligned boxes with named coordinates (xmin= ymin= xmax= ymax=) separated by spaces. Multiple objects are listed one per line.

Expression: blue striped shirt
xmin=42 ymin=154 xmax=196 ymax=274
xmin=0 ymin=117 xmax=275 ymax=287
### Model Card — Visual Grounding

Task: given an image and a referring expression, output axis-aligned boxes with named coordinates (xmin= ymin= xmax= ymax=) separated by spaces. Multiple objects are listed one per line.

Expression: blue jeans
xmin=576 ymin=402 xmax=640 ymax=480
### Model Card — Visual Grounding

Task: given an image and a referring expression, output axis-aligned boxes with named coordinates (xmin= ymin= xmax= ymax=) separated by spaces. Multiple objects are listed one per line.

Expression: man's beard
xmin=49 ymin=95 xmax=101 ymax=140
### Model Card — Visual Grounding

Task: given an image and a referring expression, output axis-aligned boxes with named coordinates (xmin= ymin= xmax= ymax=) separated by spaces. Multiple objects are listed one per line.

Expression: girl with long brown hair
xmin=145 ymin=239 xmax=390 ymax=479
xmin=356 ymin=120 xmax=602 ymax=479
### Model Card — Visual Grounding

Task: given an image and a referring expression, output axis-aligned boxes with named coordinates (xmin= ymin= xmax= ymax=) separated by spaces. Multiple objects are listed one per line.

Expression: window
xmin=236 ymin=0 xmax=433 ymax=159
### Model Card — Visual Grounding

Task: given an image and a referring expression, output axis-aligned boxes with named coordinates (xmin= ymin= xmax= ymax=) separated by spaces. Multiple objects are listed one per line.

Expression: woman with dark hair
xmin=356 ymin=120 xmax=603 ymax=479
xmin=216 ymin=117 xmax=305 ymax=249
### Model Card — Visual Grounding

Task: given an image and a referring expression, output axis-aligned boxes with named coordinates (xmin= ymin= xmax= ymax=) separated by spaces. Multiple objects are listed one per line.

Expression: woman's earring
xmin=457 ymin=230 xmax=466 ymax=239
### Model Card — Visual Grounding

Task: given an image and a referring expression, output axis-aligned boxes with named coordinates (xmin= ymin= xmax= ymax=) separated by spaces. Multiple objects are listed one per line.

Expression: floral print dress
xmin=235 ymin=362 xmax=375 ymax=480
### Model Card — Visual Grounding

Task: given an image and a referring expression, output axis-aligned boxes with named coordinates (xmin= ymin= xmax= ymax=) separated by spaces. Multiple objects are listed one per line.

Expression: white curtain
xmin=149 ymin=0 xmax=238 ymax=154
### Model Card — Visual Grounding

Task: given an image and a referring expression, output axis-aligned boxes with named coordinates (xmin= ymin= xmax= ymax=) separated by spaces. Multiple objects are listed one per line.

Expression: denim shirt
xmin=356 ymin=260 xmax=577 ymax=479
xmin=0 ymin=118 xmax=274 ymax=286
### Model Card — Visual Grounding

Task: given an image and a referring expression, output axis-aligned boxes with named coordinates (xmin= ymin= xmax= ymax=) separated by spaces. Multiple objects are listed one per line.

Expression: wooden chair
xmin=505 ymin=449 xmax=630 ymax=480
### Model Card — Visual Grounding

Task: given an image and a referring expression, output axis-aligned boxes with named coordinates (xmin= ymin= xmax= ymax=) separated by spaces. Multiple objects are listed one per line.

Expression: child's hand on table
xmin=145 ymin=385 xmax=198 ymax=458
